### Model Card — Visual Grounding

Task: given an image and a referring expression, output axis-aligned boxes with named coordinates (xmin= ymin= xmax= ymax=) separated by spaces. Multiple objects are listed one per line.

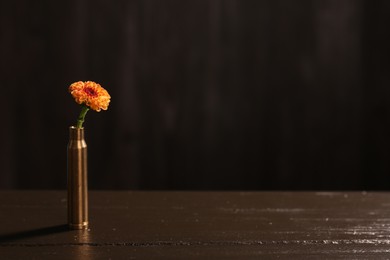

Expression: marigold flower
xmin=69 ymin=81 xmax=111 ymax=112
xmin=69 ymin=81 xmax=111 ymax=128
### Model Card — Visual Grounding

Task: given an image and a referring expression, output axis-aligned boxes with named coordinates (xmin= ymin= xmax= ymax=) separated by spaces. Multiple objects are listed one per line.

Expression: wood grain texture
xmin=1 ymin=191 xmax=390 ymax=258
xmin=1 ymin=1 xmax=390 ymax=190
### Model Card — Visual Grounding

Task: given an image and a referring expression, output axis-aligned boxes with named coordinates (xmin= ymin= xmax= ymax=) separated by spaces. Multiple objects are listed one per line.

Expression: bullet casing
xmin=67 ymin=126 xmax=88 ymax=229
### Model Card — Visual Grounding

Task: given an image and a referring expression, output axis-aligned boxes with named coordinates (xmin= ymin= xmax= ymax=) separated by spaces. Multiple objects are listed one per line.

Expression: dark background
xmin=1 ymin=0 xmax=390 ymax=190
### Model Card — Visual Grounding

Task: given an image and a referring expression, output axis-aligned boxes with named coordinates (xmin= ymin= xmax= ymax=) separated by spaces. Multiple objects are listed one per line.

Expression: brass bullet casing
xmin=67 ymin=126 xmax=88 ymax=230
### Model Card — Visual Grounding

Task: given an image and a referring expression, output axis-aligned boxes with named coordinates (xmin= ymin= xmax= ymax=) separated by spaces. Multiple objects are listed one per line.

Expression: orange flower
xmin=69 ymin=81 xmax=111 ymax=112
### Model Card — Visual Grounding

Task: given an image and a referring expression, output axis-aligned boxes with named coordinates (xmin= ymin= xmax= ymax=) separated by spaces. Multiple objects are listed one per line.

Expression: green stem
xmin=76 ymin=105 xmax=90 ymax=128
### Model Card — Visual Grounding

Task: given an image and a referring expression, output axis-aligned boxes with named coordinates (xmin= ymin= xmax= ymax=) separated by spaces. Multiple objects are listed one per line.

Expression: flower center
xmin=84 ymin=87 xmax=98 ymax=97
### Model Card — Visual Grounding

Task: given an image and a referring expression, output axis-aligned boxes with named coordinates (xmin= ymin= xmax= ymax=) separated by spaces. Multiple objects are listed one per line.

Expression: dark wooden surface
xmin=1 ymin=191 xmax=390 ymax=259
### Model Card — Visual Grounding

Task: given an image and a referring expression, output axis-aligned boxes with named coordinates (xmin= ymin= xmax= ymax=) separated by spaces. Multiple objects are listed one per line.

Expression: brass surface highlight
xmin=67 ymin=126 xmax=88 ymax=230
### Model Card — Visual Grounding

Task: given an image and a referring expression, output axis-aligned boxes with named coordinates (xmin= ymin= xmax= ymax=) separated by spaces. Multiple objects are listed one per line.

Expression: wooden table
xmin=1 ymin=191 xmax=390 ymax=259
